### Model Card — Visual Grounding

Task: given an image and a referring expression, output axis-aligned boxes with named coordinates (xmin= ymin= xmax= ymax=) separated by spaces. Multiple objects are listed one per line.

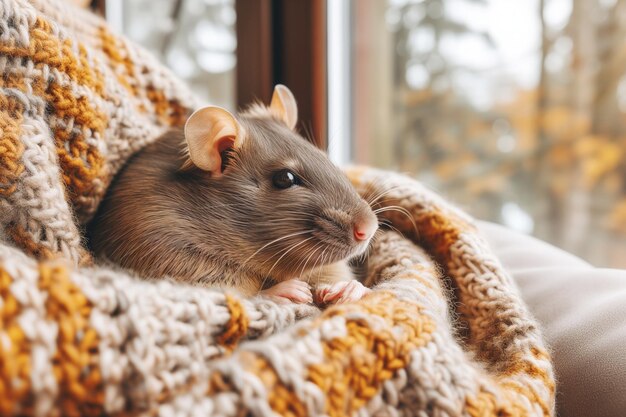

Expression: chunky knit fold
xmin=0 ymin=1 xmax=554 ymax=415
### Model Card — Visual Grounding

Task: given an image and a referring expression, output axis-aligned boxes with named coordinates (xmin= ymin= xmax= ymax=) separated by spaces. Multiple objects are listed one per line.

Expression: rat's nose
xmin=353 ymin=216 xmax=378 ymax=242
xmin=354 ymin=227 xmax=367 ymax=241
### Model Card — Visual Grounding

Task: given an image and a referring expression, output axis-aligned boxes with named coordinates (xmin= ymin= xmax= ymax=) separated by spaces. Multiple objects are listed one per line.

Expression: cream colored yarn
xmin=0 ymin=0 xmax=195 ymax=263
xmin=0 ymin=1 xmax=555 ymax=416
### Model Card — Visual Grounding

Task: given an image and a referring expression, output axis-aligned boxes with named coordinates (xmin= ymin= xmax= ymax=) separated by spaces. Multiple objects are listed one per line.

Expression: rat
xmin=88 ymin=85 xmax=378 ymax=305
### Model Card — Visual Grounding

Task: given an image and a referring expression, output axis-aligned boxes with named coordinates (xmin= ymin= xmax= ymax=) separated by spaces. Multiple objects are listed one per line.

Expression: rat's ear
xmin=269 ymin=84 xmax=298 ymax=130
xmin=184 ymin=106 xmax=244 ymax=176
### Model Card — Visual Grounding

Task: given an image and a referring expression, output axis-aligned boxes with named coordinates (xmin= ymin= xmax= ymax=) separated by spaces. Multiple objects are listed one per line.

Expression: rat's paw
xmin=315 ymin=280 xmax=371 ymax=305
xmin=260 ymin=279 xmax=313 ymax=304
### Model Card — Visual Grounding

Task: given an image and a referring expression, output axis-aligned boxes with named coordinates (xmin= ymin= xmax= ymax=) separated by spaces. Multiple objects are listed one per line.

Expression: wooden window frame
xmin=235 ymin=0 xmax=327 ymax=149
xmin=94 ymin=0 xmax=326 ymax=147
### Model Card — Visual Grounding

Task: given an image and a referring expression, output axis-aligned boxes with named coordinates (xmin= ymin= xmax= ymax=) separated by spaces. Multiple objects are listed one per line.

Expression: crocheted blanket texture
xmin=0 ymin=1 xmax=555 ymax=416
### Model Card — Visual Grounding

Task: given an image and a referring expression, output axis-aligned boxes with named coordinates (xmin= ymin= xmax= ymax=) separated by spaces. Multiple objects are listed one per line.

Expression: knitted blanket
xmin=0 ymin=1 xmax=555 ymax=416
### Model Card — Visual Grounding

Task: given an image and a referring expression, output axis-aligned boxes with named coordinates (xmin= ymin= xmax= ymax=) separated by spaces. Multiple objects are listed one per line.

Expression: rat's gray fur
xmin=88 ymin=105 xmax=377 ymax=296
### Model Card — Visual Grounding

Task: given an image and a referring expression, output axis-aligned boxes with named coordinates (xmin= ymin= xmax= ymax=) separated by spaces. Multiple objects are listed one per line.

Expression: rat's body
xmin=89 ymin=86 xmax=378 ymax=303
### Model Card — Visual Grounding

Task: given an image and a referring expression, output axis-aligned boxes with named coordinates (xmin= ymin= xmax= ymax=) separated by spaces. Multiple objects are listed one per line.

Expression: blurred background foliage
xmin=109 ymin=0 xmax=625 ymax=267
xmin=353 ymin=0 xmax=626 ymax=267
xmin=115 ymin=0 xmax=236 ymax=108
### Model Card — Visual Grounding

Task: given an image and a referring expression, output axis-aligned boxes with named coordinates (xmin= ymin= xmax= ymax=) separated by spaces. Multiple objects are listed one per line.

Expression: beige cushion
xmin=479 ymin=221 xmax=626 ymax=417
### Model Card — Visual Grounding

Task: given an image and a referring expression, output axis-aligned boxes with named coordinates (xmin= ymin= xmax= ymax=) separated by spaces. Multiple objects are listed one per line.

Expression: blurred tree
xmin=369 ymin=0 xmax=626 ymax=267
xmin=388 ymin=0 xmax=498 ymax=177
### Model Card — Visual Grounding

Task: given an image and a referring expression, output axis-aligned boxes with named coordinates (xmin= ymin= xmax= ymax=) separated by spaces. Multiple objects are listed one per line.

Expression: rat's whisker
xmin=310 ymin=248 xmax=331 ymax=290
xmin=379 ymin=218 xmax=404 ymax=236
xmin=374 ymin=206 xmax=418 ymax=236
xmin=256 ymin=236 xmax=315 ymax=291
xmin=235 ymin=229 xmax=314 ymax=277
xmin=264 ymin=236 xmax=315 ymax=283
xmin=312 ymin=246 xmax=330 ymax=287
xmin=256 ymin=218 xmax=312 ymax=225
xmin=297 ymin=241 xmax=324 ymax=279
xmin=373 ymin=205 xmax=411 ymax=216
xmin=365 ymin=184 xmax=403 ymax=207
xmin=292 ymin=241 xmax=319 ymax=278
xmin=359 ymin=176 xmax=385 ymax=200
xmin=319 ymin=248 xmax=336 ymax=282
xmin=365 ymin=185 xmax=394 ymax=205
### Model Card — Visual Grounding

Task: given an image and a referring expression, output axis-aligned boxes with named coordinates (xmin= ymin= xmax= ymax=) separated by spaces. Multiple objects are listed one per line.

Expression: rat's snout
xmin=353 ymin=212 xmax=378 ymax=242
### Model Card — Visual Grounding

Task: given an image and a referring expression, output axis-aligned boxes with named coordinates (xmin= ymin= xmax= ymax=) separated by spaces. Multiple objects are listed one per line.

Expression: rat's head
xmin=183 ymin=85 xmax=378 ymax=281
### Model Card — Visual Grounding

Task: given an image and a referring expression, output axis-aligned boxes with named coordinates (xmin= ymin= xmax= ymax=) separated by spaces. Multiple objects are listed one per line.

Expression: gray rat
xmin=88 ymin=85 xmax=378 ymax=304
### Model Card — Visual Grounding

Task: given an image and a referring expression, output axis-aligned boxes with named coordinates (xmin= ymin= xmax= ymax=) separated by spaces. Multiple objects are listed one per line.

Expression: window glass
xmin=114 ymin=0 xmax=236 ymax=108
xmin=351 ymin=0 xmax=626 ymax=268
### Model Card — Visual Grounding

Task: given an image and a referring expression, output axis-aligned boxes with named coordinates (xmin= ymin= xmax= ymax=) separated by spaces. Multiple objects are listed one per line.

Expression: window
xmin=106 ymin=0 xmax=236 ymax=108
xmin=108 ymin=0 xmax=625 ymax=268
xmin=346 ymin=0 xmax=626 ymax=268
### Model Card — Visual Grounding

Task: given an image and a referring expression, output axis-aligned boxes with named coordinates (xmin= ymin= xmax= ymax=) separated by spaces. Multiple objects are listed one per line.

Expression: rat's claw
xmin=260 ymin=279 xmax=313 ymax=304
xmin=315 ymin=280 xmax=371 ymax=305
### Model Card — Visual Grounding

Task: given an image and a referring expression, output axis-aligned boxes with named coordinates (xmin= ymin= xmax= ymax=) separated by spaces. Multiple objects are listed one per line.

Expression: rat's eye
xmin=272 ymin=169 xmax=301 ymax=189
